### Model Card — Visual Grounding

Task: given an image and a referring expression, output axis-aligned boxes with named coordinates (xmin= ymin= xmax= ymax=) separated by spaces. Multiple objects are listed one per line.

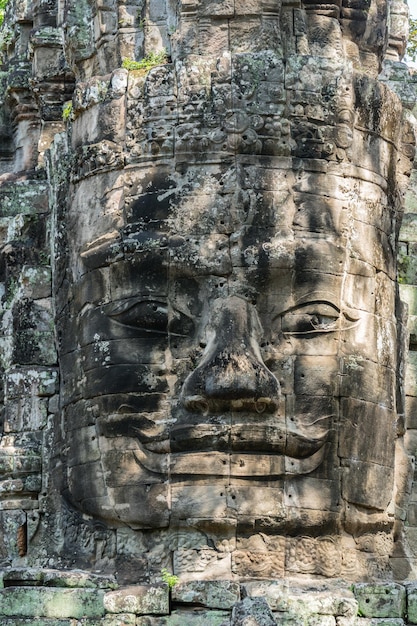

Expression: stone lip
xmin=168 ymin=420 xmax=328 ymax=456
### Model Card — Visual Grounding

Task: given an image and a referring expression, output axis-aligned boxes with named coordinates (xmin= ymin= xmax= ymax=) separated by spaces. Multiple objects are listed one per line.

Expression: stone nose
xmin=181 ymin=296 xmax=280 ymax=412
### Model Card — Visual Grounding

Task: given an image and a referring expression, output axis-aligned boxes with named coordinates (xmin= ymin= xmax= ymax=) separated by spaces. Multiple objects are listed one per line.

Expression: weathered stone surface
xmin=172 ymin=580 xmax=240 ymax=609
xmin=356 ymin=617 xmax=406 ymax=626
xmin=2 ymin=617 xmax=73 ymax=626
xmin=243 ymin=581 xmax=357 ymax=617
xmin=1 ymin=568 xmax=117 ymax=590
xmin=103 ymin=585 xmax=169 ymax=615
xmin=230 ymin=596 xmax=277 ymax=625
xmin=81 ymin=615 xmax=136 ymax=626
xmin=353 ymin=584 xmax=405 ymax=619
xmin=136 ymin=610 xmax=231 ymax=625
xmin=272 ymin=616 xmax=336 ymax=626
xmin=405 ymin=583 xmax=417 ymax=624
xmin=0 ymin=586 xmax=105 ymax=618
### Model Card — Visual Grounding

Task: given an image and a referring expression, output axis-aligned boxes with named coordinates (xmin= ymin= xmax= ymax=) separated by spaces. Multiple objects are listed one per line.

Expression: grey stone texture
xmin=0 ymin=0 xmax=417 ymax=622
xmin=172 ymin=579 xmax=240 ymax=609
xmin=103 ymin=584 xmax=169 ymax=615
xmin=0 ymin=586 xmax=106 ymax=618
xmin=230 ymin=596 xmax=277 ymax=625
xmin=353 ymin=584 xmax=406 ymax=619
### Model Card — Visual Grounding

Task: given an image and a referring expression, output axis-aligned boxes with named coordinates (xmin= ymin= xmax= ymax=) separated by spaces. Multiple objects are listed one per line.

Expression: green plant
xmin=122 ymin=50 xmax=168 ymax=72
xmin=160 ymin=568 xmax=179 ymax=589
xmin=62 ymin=101 xmax=73 ymax=122
xmin=408 ymin=17 xmax=417 ymax=62
xmin=0 ymin=0 xmax=9 ymax=28
xmin=0 ymin=27 xmax=12 ymax=51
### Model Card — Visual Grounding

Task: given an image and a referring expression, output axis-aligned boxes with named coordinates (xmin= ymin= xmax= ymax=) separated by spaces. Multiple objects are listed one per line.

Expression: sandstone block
xmin=103 ymin=584 xmax=169 ymax=615
xmin=4 ymin=568 xmax=95 ymax=589
xmin=0 ymin=180 xmax=49 ymax=216
xmin=399 ymin=214 xmax=417 ymax=242
xmin=231 ymin=597 xmax=277 ymax=625
xmin=245 ymin=581 xmax=357 ymax=621
xmin=335 ymin=617 xmax=357 ymax=626
xmin=81 ymin=614 xmax=136 ymax=626
xmin=172 ymin=580 xmax=240 ymax=609
xmin=274 ymin=613 xmax=337 ymax=625
xmin=400 ymin=285 xmax=417 ymax=318
xmin=1 ymin=617 xmax=72 ymax=626
xmin=406 ymin=582 xmax=417 ymax=624
xmin=41 ymin=569 xmax=117 ymax=589
xmin=0 ymin=587 xmax=105 ymax=619
xmin=354 ymin=617 xmax=405 ymax=626
xmin=136 ymin=609 xmax=231 ymax=625
xmin=353 ymin=584 xmax=405 ymax=619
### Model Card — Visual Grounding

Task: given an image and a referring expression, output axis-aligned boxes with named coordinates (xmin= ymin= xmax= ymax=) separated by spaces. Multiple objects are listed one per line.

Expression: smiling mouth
xmin=99 ymin=411 xmax=330 ymax=477
xmin=134 ymin=420 xmax=329 ymax=478
xmin=133 ymin=443 xmax=328 ymax=478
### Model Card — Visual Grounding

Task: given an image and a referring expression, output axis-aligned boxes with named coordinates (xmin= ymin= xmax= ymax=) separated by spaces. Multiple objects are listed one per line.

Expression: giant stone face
xmin=55 ymin=0 xmax=414 ymax=580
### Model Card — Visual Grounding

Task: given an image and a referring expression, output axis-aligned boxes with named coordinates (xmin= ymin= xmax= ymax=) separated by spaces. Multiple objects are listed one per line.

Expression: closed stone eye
xmin=280 ymin=301 xmax=358 ymax=336
xmin=105 ymin=298 xmax=169 ymax=333
xmin=104 ymin=298 xmax=193 ymax=337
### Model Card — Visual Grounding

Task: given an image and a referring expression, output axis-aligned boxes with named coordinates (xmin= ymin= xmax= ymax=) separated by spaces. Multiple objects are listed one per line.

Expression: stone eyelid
xmin=280 ymin=301 xmax=360 ymax=336
xmin=104 ymin=297 xmax=193 ymax=337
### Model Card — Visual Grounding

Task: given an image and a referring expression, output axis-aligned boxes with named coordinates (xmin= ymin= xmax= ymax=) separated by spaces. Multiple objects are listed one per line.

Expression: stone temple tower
xmin=0 ymin=0 xmax=417 ymax=623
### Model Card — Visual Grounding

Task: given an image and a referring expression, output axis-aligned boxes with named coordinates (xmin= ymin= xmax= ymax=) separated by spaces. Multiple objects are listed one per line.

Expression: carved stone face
xmin=56 ymin=32 xmax=409 ymax=571
xmin=59 ymin=169 xmax=398 ymax=527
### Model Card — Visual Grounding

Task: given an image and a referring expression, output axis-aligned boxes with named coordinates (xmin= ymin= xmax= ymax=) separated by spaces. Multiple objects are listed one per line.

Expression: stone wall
xmin=2 ymin=570 xmax=417 ymax=625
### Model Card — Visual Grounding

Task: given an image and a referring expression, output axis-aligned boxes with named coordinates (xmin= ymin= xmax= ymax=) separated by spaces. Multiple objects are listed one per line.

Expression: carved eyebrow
xmin=283 ymin=300 xmax=341 ymax=316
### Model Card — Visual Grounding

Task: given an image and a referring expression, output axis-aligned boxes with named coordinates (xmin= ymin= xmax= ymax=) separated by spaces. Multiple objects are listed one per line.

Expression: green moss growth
xmin=62 ymin=101 xmax=73 ymax=122
xmin=122 ymin=50 xmax=168 ymax=72
xmin=0 ymin=0 xmax=9 ymax=28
